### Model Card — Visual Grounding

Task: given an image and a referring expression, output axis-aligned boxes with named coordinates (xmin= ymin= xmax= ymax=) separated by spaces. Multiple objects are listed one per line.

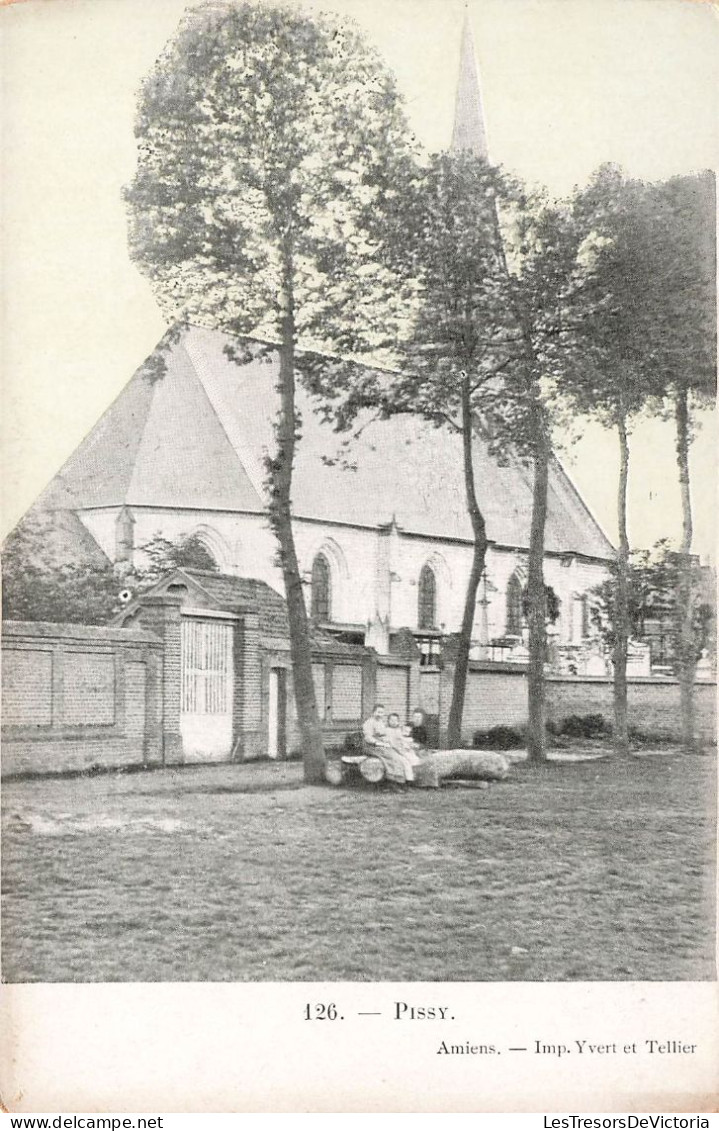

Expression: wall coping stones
xmin=2 ymin=620 xmax=162 ymax=646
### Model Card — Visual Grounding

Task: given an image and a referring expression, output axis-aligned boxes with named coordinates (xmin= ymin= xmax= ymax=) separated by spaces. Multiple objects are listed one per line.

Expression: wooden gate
xmin=180 ymin=616 xmax=234 ymax=761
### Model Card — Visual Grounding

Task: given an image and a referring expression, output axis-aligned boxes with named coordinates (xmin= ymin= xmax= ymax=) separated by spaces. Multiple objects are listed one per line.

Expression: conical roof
xmin=46 ymin=324 xmax=613 ymax=560
xmin=451 ymin=13 xmax=489 ymax=159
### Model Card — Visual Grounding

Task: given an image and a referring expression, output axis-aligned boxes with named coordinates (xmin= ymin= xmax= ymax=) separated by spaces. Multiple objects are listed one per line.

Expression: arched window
xmin=418 ymin=564 xmax=437 ymax=630
xmin=311 ymin=554 xmax=332 ymax=621
xmin=506 ymin=572 xmax=523 ymax=636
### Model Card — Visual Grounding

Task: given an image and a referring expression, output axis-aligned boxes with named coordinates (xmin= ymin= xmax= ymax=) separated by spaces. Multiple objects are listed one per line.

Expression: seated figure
xmin=361 ymin=704 xmax=414 ymax=784
xmin=409 ymin=708 xmax=429 ymax=748
xmin=386 ymin=713 xmax=422 ymax=781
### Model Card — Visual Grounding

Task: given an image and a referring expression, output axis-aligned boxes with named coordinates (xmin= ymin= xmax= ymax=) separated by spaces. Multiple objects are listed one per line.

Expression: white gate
xmin=180 ymin=617 xmax=234 ymax=761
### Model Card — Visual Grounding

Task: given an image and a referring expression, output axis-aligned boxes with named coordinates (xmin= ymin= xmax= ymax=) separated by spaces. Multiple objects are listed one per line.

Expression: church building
xmin=30 ymin=18 xmax=614 ymax=670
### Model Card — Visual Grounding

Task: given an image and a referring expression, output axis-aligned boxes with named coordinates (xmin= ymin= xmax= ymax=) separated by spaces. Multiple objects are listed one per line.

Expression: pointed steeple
xmin=451 ymin=11 xmax=489 ymax=159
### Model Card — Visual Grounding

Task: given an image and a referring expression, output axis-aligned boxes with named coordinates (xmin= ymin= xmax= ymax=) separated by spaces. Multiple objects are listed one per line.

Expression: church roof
xmin=46 ymin=323 xmax=614 ymax=561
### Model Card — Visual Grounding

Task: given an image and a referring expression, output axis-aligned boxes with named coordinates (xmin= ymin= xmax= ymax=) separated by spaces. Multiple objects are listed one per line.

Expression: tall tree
xmin=641 ymin=173 xmax=716 ymax=753
xmin=493 ymin=189 xmax=585 ymax=760
xmin=569 ymin=166 xmax=716 ymax=754
xmin=334 ymin=153 xmax=519 ymax=748
xmin=358 ymin=163 xmax=583 ymax=757
xmin=565 ymin=167 xmax=662 ymax=754
xmin=125 ymin=2 xmax=416 ymax=781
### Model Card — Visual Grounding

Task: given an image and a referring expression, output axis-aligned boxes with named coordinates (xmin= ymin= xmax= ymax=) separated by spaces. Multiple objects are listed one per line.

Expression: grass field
xmin=1 ymin=751 xmax=715 ymax=983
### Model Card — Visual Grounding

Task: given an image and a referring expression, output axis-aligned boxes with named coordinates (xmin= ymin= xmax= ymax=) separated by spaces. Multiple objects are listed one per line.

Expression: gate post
xmin=237 ymin=610 xmax=264 ymax=760
xmin=134 ymin=594 xmax=184 ymax=764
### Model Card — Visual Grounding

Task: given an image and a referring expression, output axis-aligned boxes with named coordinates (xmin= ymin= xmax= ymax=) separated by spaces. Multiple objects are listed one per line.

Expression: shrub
xmin=628 ymin=725 xmax=679 ymax=747
xmin=472 ymin=725 xmax=524 ymax=750
xmin=558 ymin=713 xmax=610 ymax=739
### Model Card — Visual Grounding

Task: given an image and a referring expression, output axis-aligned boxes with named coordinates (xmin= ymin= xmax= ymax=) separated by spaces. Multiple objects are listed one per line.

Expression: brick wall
xmin=331 ymin=664 xmax=363 ymax=721
xmin=272 ymin=653 xmax=378 ymax=759
xmin=375 ymin=661 xmax=411 ymax=721
xmin=420 ymin=657 xmax=716 ymax=746
xmin=1 ymin=621 xmax=164 ymax=777
xmin=546 ymin=676 xmax=716 ymax=743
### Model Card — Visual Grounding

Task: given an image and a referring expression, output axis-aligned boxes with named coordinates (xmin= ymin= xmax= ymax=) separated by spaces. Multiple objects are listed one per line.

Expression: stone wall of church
xmin=78 ymin=506 xmax=610 ymax=649
xmin=79 ymin=506 xmax=279 ymax=585
xmin=293 ymin=522 xmax=610 ymax=643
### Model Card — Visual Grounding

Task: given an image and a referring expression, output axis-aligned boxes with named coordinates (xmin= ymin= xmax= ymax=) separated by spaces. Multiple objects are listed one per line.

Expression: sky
xmin=1 ymin=0 xmax=717 ymax=558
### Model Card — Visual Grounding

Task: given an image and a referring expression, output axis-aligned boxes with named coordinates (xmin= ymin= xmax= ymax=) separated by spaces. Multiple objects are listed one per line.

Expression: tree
xmin=340 ymin=153 xmax=517 ymax=747
xmin=569 ymin=166 xmax=716 ymax=754
xmin=125 ymin=2 xmax=416 ymax=781
xmin=589 ymin=540 xmax=715 ymax=675
xmin=565 ymin=167 xmax=664 ymax=754
xmin=131 ymin=533 xmax=219 ymax=587
xmin=2 ymin=510 xmax=122 ymax=625
xmin=335 ymin=158 xmax=582 ymax=757
xmin=641 ymin=173 xmax=716 ymax=753
xmin=491 ymin=189 xmax=585 ymax=760
xmin=2 ymin=517 xmax=215 ymax=625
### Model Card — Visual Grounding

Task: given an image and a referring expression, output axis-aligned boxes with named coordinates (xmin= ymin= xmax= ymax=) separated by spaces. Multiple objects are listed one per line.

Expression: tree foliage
xmin=125 ymin=2 xmax=417 ymax=780
xmin=2 ymin=516 xmax=217 ymax=625
xmin=589 ymin=541 xmax=715 ymax=667
xmin=337 ymin=153 xmax=588 ymax=755
xmin=2 ymin=511 xmax=121 ymax=625
xmin=567 ymin=165 xmax=716 ymax=753
xmin=125 ymin=2 xmax=414 ymax=362
xmin=330 ymin=153 xmax=519 ymax=746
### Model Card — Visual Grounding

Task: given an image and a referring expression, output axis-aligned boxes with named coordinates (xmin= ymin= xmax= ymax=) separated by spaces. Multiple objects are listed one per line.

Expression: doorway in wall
xmin=180 ymin=616 xmax=235 ymax=761
xmin=267 ymin=668 xmax=287 ymax=759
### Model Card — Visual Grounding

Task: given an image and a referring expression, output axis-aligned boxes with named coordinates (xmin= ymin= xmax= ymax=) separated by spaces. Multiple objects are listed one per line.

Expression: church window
xmin=418 ymin=564 xmax=437 ymax=630
xmin=311 ymin=554 xmax=332 ymax=622
xmin=506 ymin=572 xmax=522 ymax=636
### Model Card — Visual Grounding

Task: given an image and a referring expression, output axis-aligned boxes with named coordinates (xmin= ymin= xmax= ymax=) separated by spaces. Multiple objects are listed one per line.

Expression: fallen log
xmin=358 ymin=756 xmax=385 ymax=783
xmin=324 ymin=749 xmax=509 ymax=787
xmin=325 ymin=760 xmax=345 ymax=786
xmin=324 ymin=754 xmax=385 ymax=785
xmin=430 ymin=749 xmax=510 ymax=783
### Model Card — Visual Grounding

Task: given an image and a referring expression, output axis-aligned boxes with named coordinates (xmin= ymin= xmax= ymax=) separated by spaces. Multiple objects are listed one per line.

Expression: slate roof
xmin=176 ymin=568 xmax=289 ymax=639
xmin=45 ymin=324 xmax=614 ymax=561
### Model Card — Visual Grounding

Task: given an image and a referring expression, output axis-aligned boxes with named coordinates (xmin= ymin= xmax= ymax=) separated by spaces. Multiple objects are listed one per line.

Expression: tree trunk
xmin=613 ymin=413 xmax=630 ymax=757
xmin=526 ymin=408 xmax=550 ymax=762
xmin=268 ymin=242 xmax=325 ymax=783
xmin=447 ymin=372 xmax=488 ymax=749
xmin=674 ymin=386 xmax=696 ymax=754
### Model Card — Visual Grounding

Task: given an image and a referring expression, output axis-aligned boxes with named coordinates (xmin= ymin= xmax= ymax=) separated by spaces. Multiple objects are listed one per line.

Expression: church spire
xmin=450 ymin=10 xmax=489 ymax=159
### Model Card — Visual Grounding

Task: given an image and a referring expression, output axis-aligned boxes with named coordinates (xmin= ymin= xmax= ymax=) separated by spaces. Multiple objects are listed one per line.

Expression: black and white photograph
xmin=0 ymin=0 xmax=716 ymax=1113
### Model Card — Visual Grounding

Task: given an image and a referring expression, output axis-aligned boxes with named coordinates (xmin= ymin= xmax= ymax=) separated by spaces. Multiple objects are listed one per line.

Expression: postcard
xmin=1 ymin=0 xmax=716 ymax=1114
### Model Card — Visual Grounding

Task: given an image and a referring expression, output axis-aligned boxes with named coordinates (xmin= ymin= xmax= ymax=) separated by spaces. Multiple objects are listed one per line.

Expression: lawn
xmin=1 ymin=751 xmax=715 ymax=982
